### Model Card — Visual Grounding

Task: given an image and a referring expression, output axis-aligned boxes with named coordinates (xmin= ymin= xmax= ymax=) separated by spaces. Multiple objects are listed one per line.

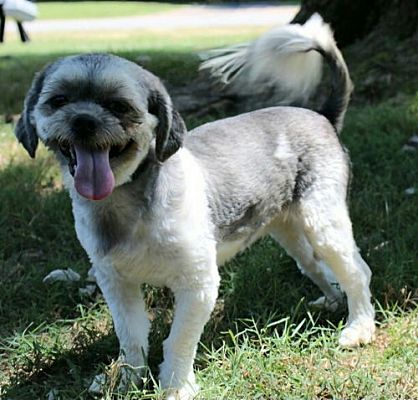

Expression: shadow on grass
xmin=2 ymin=333 xmax=119 ymax=400
xmin=0 ymin=155 xmax=88 ymax=331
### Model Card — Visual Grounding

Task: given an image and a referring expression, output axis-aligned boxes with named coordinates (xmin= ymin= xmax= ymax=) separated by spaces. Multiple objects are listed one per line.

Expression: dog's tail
xmin=200 ymin=14 xmax=352 ymax=133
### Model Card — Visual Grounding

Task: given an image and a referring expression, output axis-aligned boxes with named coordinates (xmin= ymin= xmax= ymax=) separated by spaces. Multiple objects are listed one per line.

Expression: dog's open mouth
xmin=59 ymin=140 xmax=135 ymax=201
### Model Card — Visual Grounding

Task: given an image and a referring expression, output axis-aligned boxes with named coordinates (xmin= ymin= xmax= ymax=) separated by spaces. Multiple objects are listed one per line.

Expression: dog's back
xmin=185 ymin=106 xmax=348 ymax=251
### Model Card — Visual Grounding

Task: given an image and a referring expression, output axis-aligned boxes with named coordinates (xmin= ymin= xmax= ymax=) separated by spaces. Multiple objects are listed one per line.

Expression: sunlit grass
xmin=1 ymin=26 xmax=264 ymax=56
xmin=36 ymin=1 xmax=181 ymax=20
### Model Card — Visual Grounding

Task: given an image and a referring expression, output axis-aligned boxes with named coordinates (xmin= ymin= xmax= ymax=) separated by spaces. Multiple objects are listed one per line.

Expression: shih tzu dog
xmin=16 ymin=14 xmax=375 ymax=400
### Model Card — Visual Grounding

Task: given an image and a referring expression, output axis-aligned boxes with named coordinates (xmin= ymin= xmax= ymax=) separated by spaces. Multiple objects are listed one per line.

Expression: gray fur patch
xmin=292 ymin=156 xmax=315 ymax=201
xmin=185 ymin=106 xmax=345 ymax=242
xmin=91 ymin=156 xmax=160 ymax=254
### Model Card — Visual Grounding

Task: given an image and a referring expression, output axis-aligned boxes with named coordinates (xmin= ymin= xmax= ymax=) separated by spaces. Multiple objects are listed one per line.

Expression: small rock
xmin=402 ymin=135 xmax=418 ymax=152
xmin=4 ymin=113 xmax=20 ymax=124
xmin=408 ymin=135 xmax=418 ymax=145
xmin=43 ymin=268 xmax=81 ymax=284
xmin=373 ymin=241 xmax=390 ymax=251
xmin=136 ymin=55 xmax=152 ymax=66
xmin=46 ymin=389 xmax=58 ymax=400
xmin=87 ymin=266 xmax=97 ymax=282
xmin=402 ymin=144 xmax=416 ymax=152
xmin=79 ymin=284 xmax=97 ymax=297
xmin=88 ymin=373 xmax=106 ymax=395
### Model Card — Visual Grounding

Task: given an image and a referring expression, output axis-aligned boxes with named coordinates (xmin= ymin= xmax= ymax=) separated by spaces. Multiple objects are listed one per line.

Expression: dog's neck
xmin=69 ymin=148 xmax=185 ymax=257
xmin=130 ymin=151 xmax=155 ymax=182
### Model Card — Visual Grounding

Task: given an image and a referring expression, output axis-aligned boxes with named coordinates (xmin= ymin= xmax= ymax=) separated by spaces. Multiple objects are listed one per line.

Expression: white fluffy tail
xmin=200 ymin=14 xmax=353 ymax=133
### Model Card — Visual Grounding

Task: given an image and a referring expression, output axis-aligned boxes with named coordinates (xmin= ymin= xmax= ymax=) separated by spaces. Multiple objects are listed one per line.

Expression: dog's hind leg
xmin=296 ymin=196 xmax=375 ymax=347
xmin=269 ymin=215 xmax=345 ymax=312
xmin=94 ymin=265 xmax=150 ymax=389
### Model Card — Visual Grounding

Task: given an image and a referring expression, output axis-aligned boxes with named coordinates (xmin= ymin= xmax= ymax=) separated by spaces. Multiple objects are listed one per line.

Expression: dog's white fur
xmin=200 ymin=13 xmax=352 ymax=132
xmin=16 ymin=15 xmax=375 ymax=400
xmin=201 ymin=14 xmax=329 ymax=99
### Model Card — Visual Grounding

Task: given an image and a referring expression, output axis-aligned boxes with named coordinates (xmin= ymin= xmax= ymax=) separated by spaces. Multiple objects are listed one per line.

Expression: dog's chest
xmin=71 ymin=167 xmax=216 ymax=288
xmin=74 ymin=206 xmax=181 ymax=286
xmin=107 ymin=224 xmax=184 ymax=286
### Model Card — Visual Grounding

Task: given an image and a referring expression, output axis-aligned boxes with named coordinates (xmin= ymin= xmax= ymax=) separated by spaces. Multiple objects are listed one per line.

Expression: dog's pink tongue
xmin=73 ymin=144 xmax=115 ymax=201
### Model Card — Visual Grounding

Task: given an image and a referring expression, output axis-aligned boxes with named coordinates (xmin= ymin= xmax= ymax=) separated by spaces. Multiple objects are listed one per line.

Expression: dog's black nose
xmin=72 ymin=114 xmax=98 ymax=135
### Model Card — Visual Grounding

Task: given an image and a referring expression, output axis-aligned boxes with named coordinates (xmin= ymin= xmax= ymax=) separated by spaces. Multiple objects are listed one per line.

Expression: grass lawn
xmin=37 ymin=1 xmax=182 ymax=20
xmin=0 ymin=10 xmax=417 ymax=400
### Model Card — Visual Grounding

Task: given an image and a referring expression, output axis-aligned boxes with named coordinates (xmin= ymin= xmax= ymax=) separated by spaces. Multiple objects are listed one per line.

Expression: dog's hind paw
xmin=339 ymin=319 xmax=375 ymax=347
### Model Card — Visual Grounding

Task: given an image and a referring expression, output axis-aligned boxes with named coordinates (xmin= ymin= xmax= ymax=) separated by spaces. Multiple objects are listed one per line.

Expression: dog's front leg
xmin=160 ymin=280 xmax=219 ymax=400
xmin=94 ymin=265 xmax=150 ymax=389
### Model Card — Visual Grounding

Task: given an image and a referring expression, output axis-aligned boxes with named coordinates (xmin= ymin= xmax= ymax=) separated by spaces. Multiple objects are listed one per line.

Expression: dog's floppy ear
xmin=148 ymin=90 xmax=186 ymax=162
xmin=15 ymin=67 xmax=50 ymax=158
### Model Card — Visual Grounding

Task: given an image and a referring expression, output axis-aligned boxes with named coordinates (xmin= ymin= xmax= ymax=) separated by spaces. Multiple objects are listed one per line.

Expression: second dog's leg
xmin=160 ymin=282 xmax=219 ymax=400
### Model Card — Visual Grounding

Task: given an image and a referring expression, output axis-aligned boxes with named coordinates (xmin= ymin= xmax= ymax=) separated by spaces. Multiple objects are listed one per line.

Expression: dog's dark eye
xmin=105 ymin=100 xmax=132 ymax=115
xmin=48 ymin=95 xmax=69 ymax=109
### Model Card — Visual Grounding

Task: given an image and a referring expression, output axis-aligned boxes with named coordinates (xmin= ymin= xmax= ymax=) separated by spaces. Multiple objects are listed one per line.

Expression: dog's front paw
xmin=339 ymin=319 xmax=375 ymax=347
xmin=88 ymin=363 xmax=146 ymax=395
xmin=165 ymin=383 xmax=199 ymax=400
xmin=160 ymin=366 xmax=199 ymax=400
xmin=117 ymin=364 xmax=145 ymax=392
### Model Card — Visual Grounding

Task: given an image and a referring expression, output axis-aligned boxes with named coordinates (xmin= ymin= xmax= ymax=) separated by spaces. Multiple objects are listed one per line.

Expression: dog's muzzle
xmin=56 ymin=114 xmax=115 ymax=201
xmin=57 ymin=114 xmax=137 ymax=201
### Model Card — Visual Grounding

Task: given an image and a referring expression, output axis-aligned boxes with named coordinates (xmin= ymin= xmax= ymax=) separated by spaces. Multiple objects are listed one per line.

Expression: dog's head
xmin=15 ymin=53 xmax=186 ymax=201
